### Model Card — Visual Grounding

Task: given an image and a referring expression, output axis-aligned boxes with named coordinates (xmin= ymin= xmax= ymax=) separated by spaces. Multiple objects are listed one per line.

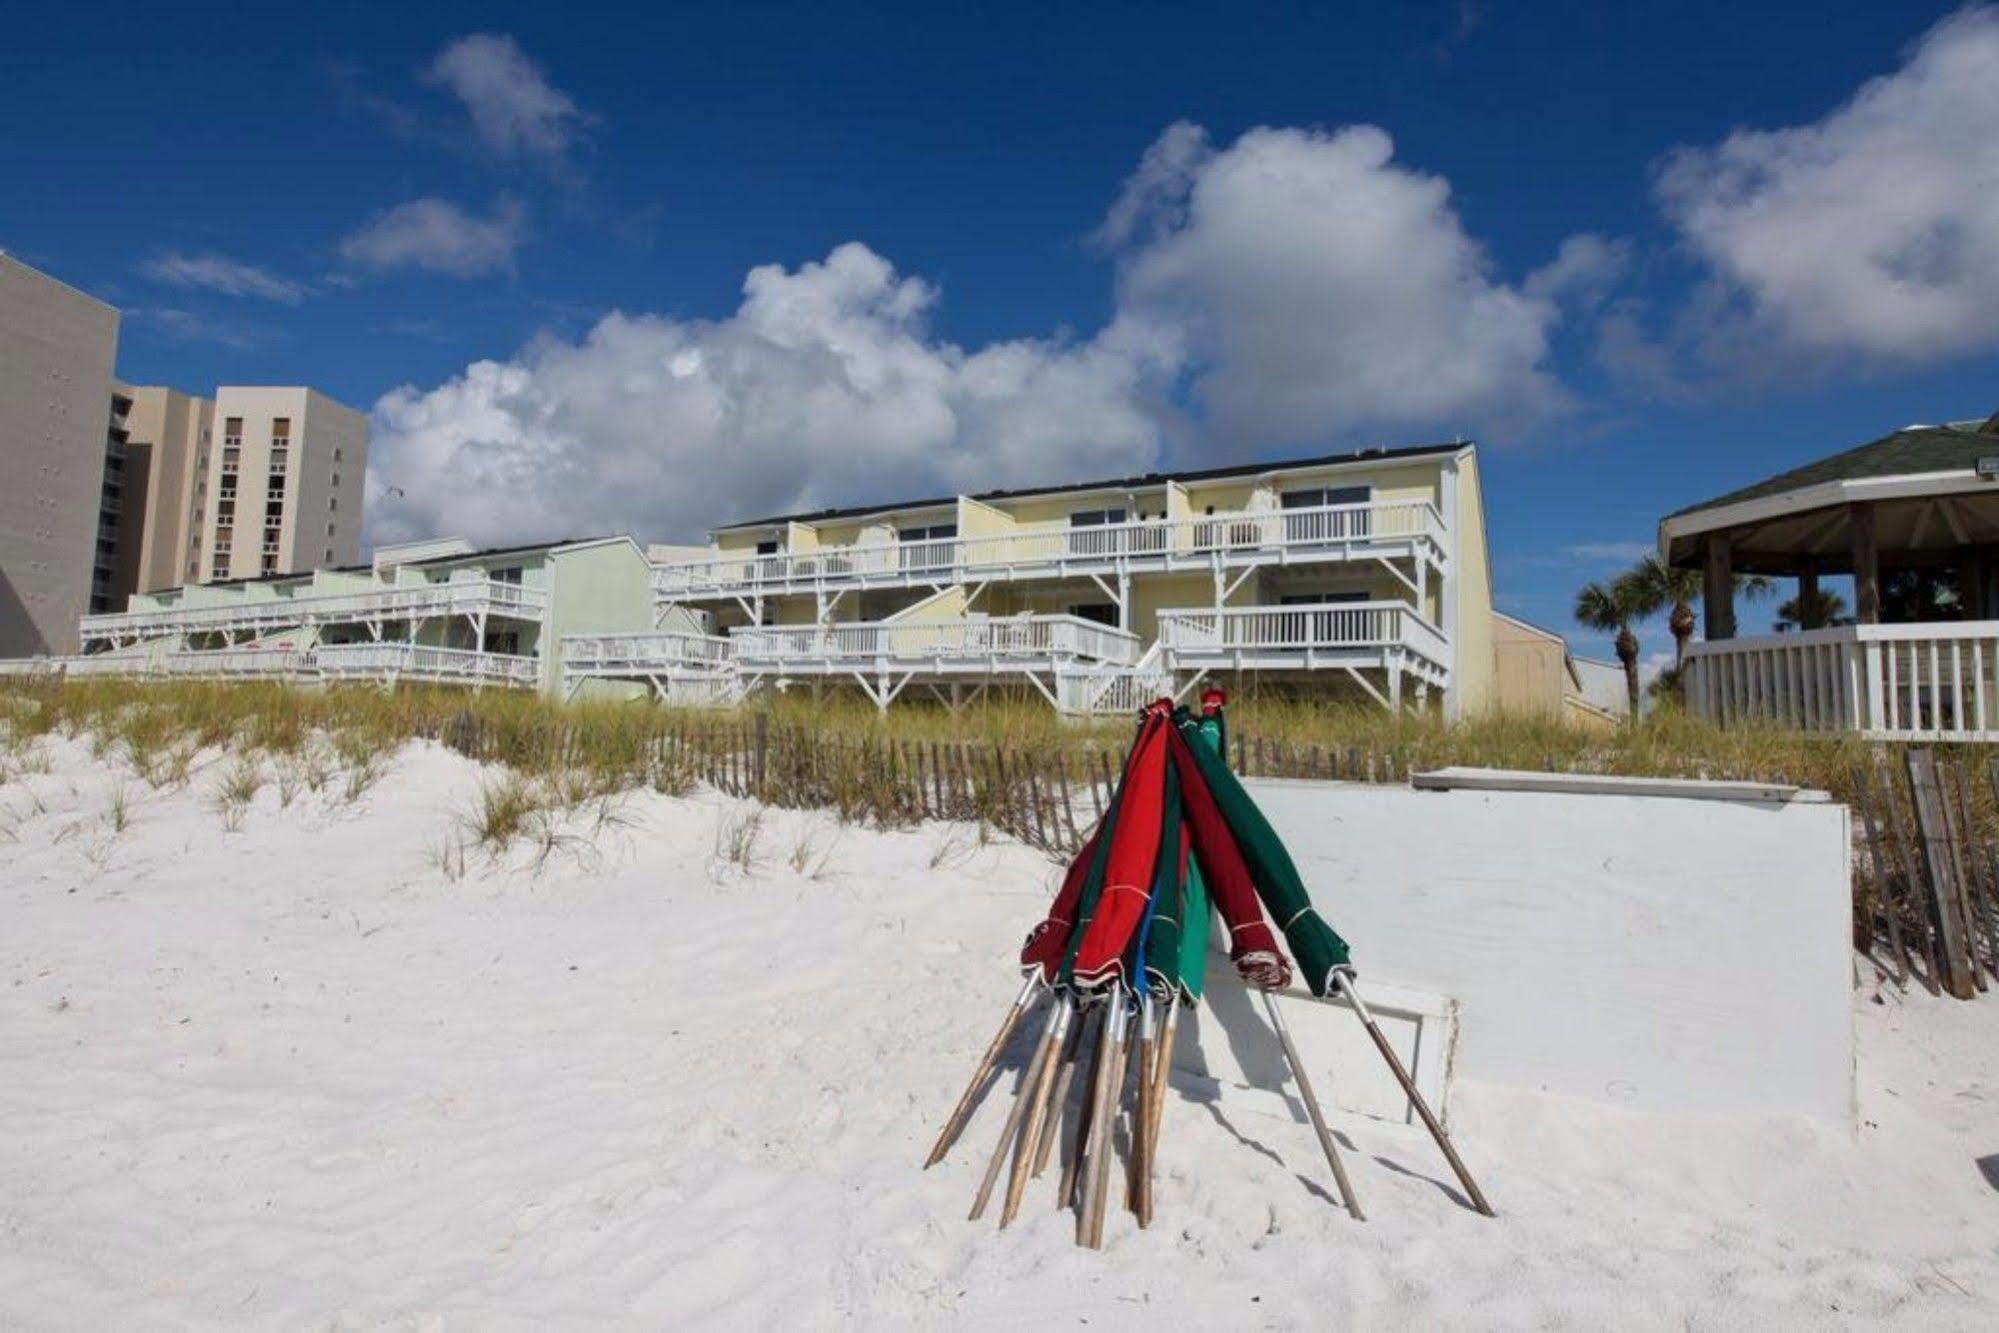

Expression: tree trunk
xmin=1617 ymin=627 xmax=1641 ymax=722
xmin=1670 ymin=603 xmax=1694 ymax=666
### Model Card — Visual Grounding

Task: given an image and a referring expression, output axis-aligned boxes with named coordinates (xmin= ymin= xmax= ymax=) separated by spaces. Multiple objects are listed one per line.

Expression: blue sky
xmin=5 ymin=1 xmax=1997 ymax=665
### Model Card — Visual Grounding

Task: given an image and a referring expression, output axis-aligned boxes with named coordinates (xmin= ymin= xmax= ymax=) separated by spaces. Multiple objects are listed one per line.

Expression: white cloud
xmin=424 ymin=33 xmax=591 ymax=172
xmin=339 ymin=197 xmax=526 ymax=277
xmin=126 ymin=307 xmax=268 ymax=350
xmin=1109 ymin=122 xmax=1573 ymax=451
xmin=139 ymin=251 xmax=305 ymax=303
xmin=1655 ymin=6 xmax=1999 ymax=364
xmin=366 ymin=122 xmax=1593 ymax=546
xmin=365 ymin=243 xmax=1162 ymax=546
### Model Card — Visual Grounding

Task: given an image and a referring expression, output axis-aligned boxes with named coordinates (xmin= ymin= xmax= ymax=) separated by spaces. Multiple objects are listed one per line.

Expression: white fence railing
xmin=79 ymin=578 xmax=547 ymax=643
xmin=561 ymin=631 xmax=733 ymax=674
xmin=653 ymin=500 xmax=1445 ymax=598
xmin=1157 ymin=601 xmax=1449 ymax=667
xmin=729 ymin=614 xmax=1141 ymax=666
xmin=315 ymin=643 xmax=541 ymax=686
xmin=1684 ymin=622 xmax=1999 ymax=740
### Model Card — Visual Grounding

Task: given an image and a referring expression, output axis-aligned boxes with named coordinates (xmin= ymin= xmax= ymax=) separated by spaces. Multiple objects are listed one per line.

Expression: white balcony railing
xmin=730 ymin=614 xmax=1141 ymax=667
xmin=160 ymin=648 xmax=315 ymax=678
xmin=653 ymin=500 xmax=1445 ymax=599
xmin=1684 ymin=622 xmax=1999 ymax=741
xmin=1157 ymin=602 xmax=1450 ymax=673
xmin=316 ymin=643 xmax=540 ymax=687
xmin=79 ymin=578 xmax=547 ymax=643
xmin=562 ymin=631 xmax=733 ymax=674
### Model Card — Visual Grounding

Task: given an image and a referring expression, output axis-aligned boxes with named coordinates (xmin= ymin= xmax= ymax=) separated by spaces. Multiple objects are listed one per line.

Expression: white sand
xmin=1 ymin=735 xmax=1995 ymax=1329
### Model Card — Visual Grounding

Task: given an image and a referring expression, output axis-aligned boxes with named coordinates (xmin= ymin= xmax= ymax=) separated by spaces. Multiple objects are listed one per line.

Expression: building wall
xmin=1449 ymin=451 xmax=1500 ymax=715
xmin=0 ymin=255 xmax=120 ymax=657
xmin=544 ymin=540 xmax=657 ymax=693
xmin=1492 ymin=614 xmax=1569 ymax=717
xmin=120 ymin=385 xmax=214 ymax=593
xmin=196 ymin=387 xmax=367 ymax=584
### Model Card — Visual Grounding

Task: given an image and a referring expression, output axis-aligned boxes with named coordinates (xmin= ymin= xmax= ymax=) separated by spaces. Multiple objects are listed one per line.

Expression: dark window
xmin=1282 ymin=485 xmax=1372 ymax=540
xmin=898 ymin=522 xmax=957 ymax=572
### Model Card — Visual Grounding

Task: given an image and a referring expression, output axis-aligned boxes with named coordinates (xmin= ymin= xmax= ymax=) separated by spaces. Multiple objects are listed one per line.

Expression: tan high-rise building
xmin=0 ymin=253 xmax=122 ymax=657
xmin=195 ymin=387 xmax=368 ymax=584
xmin=116 ymin=384 xmax=215 ymax=595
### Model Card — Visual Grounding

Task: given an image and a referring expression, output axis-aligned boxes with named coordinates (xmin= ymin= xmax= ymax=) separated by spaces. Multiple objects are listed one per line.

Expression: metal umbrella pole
xmin=1260 ymin=988 xmax=1363 ymax=1221
xmin=1330 ymin=968 xmax=1494 ymax=1217
xmin=924 ymin=974 xmax=1039 ymax=1168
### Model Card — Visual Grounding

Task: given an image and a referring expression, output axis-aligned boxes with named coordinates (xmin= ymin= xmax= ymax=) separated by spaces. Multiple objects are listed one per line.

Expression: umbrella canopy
xmin=1172 ymin=708 xmax=1352 ymax=996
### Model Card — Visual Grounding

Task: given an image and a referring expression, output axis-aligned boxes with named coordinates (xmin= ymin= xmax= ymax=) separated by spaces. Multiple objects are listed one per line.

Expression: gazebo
xmin=1659 ymin=412 xmax=1999 ymax=740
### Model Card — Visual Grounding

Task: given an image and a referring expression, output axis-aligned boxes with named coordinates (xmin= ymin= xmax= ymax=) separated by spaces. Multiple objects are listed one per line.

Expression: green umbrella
xmin=1174 ymin=710 xmax=1351 ymax=996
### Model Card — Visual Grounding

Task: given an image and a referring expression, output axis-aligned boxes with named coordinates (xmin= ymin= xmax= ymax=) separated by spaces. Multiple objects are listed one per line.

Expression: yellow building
xmin=642 ymin=443 xmax=1505 ymax=715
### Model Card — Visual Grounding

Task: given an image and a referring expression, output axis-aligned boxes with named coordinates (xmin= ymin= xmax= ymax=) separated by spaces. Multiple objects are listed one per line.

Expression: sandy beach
xmin=2 ymin=734 xmax=1995 ymax=1329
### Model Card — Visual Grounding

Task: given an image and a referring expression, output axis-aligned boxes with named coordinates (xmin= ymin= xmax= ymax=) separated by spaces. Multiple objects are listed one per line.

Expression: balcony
xmin=1157 ymin=601 xmax=1450 ymax=685
xmin=317 ymin=643 xmax=540 ymax=688
xmin=79 ymin=578 xmax=548 ymax=645
xmin=652 ymin=499 xmax=1448 ymax=601
xmin=729 ymin=613 xmax=1141 ymax=674
xmin=562 ymin=631 xmax=733 ymax=677
xmin=1684 ymin=622 xmax=1999 ymax=741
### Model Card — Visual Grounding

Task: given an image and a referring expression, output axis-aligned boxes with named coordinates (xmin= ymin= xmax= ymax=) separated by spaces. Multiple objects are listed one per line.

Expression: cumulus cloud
xmin=424 ymin=33 xmax=591 ymax=173
xmin=367 ymin=122 xmax=1593 ymax=546
xmin=1656 ymin=6 xmax=1999 ymax=364
xmin=139 ymin=251 xmax=305 ymax=303
xmin=1109 ymin=122 xmax=1572 ymax=450
xmin=339 ymin=197 xmax=526 ymax=277
xmin=365 ymin=243 xmax=1164 ymax=545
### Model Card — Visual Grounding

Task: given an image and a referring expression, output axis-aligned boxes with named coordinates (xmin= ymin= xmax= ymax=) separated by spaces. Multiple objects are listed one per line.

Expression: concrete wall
xmin=0 ymin=255 xmax=119 ymax=656
xmin=199 ymin=387 xmax=367 ymax=582
xmin=121 ymin=385 xmax=214 ymax=594
xmin=1449 ymin=451 xmax=1499 ymax=716
xmin=1243 ymin=775 xmax=1854 ymax=1123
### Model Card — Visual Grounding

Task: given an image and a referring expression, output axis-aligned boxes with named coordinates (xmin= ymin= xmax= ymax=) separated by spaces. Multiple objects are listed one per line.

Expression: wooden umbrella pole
xmin=925 ymin=975 xmax=1039 ymax=1168
xmin=1126 ymin=993 xmax=1156 ymax=1223
xmin=1260 ymin=988 xmax=1364 ymax=1222
xmin=1333 ymin=971 xmax=1494 ymax=1217
xmin=1060 ymin=1000 xmax=1112 ymax=1207
xmin=1000 ymin=996 xmax=1074 ymax=1226
xmin=1138 ymin=995 xmax=1181 ymax=1225
xmin=969 ymin=999 xmax=1065 ymax=1220
xmin=1032 ymin=999 xmax=1093 ymax=1179
xmin=1077 ymin=998 xmax=1130 ymax=1248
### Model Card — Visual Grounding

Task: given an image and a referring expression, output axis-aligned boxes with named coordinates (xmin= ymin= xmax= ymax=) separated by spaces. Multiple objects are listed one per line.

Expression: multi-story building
xmin=0 ymin=253 xmax=123 ymax=657
xmin=64 ymin=535 xmax=655 ymax=694
xmin=195 ymin=388 xmax=368 ymax=584
xmin=627 ymin=442 xmax=1500 ymax=716
xmin=115 ymin=383 xmax=216 ymax=595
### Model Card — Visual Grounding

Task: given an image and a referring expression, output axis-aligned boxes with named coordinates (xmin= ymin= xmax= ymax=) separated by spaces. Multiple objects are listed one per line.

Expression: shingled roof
xmin=1668 ymin=416 xmax=1999 ymax=520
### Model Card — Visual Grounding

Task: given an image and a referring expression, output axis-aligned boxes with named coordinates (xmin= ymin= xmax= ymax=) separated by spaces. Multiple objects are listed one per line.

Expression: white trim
xmin=1659 ymin=467 xmax=1999 ymax=551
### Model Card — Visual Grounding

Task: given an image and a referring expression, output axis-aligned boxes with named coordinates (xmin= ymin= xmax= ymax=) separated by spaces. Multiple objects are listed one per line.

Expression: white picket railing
xmin=561 ymin=631 xmax=733 ymax=674
xmin=729 ymin=614 xmax=1140 ymax=667
xmin=80 ymin=578 xmax=547 ymax=643
xmin=316 ymin=643 xmax=540 ymax=686
xmin=653 ymin=499 xmax=1445 ymax=598
xmin=1684 ymin=622 xmax=1999 ymax=740
xmin=1157 ymin=601 xmax=1449 ymax=668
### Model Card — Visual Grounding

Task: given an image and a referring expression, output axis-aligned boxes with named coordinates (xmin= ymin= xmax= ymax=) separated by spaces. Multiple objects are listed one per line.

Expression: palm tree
xmin=1575 ymin=572 xmax=1649 ymax=720
xmin=1626 ymin=554 xmax=1777 ymax=667
xmin=1773 ymin=587 xmax=1850 ymax=632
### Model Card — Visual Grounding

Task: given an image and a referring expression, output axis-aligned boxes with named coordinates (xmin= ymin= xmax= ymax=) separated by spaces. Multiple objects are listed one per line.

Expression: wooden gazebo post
xmin=1849 ymin=502 xmax=1880 ymax=625
xmin=1702 ymin=533 xmax=1735 ymax=640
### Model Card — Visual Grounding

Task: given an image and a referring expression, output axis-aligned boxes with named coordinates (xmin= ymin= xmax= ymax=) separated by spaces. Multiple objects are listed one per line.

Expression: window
xmin=271 ymin=417 xmax=291 ymax=440
xmin=1282 ymin=485 xmax=1372 ymax=541
xmin=752 ymin=538 xmax=782 ymax=581
xmin=492 ymin=566 xmax=523 ymax=585
xmin=330 ymin=472 xmax=341 ymax=489
xmin=326 ymin=522 xmax=336 ymax=538
xmin=898 ymin=522 xmax=957 ymax=572
xmin=333 ymin=447 xmax=343 ymax=462
xmin=329 ymin=495 xmax=338 ymax=512
xmin=324 ymin=548 xmax=334 ymax=563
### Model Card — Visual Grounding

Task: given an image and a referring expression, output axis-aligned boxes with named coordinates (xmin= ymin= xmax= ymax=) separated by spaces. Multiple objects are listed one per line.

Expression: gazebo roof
xmin=1660 ymin=413 xmax=1999 ymax=571
xmin=1668 ymin=415 xmax=1999 ymax=520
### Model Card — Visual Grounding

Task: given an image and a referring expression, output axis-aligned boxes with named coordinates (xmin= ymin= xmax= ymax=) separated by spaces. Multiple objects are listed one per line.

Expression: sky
xmin=5 ymin=1 xmax=1999 ymax=667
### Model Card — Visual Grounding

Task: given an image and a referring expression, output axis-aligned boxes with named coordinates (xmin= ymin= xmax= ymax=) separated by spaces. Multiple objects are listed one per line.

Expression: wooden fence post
xmin=1905 ymin=749 xmax=1979 ymax=998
